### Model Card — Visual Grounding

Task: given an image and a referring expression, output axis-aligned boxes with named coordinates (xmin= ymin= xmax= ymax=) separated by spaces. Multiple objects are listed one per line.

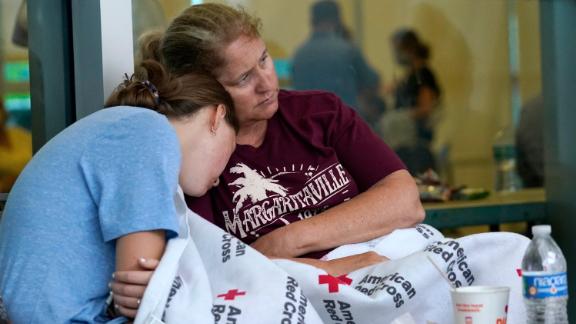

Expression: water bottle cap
xmin=532 ymin=225 xmax=551 ymax=236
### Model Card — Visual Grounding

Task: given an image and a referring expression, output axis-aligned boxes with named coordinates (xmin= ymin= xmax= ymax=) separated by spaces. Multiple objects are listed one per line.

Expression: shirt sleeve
xmin=323 ymin=93 xmax=406 ymax=191
xmin=80 ymin=112 xmax=181 ymax=242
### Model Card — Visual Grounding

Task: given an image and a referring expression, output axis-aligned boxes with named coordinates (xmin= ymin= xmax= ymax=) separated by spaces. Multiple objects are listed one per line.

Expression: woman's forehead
xmin=219 ymin=36 xmax=265 ymax=77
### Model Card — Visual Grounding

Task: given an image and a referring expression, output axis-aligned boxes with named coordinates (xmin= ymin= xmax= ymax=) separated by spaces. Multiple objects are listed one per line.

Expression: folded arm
xmin=284 ymin=252 xmax=389 ymax=277
xmin=111 ymin=231 xmax=166 ymax=319
xmin=251 ymin=169 xmax=424 ymax=258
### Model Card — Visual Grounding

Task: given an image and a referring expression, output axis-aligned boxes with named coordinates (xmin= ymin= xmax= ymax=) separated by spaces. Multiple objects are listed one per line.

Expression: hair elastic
xmin=141 ymin=80 xmax=160 ymax=104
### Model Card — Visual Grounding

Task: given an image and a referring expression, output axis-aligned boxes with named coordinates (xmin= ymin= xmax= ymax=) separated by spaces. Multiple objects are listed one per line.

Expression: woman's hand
xmin=110 ymin=257 xmax=159 ymax=318
xmin=323 ymin=252 xmax=389 ymax=276
xmin=286 ymin=252 xmax=389 ymax=277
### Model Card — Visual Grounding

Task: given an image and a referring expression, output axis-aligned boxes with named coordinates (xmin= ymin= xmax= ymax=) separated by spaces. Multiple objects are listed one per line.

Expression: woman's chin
xmin=254 ymin=101 xmax=279 ymax=120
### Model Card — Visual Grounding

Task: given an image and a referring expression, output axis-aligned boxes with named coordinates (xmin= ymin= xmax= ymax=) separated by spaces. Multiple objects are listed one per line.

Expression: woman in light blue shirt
xmin=0 ymin=60 xmax=238 ymax=323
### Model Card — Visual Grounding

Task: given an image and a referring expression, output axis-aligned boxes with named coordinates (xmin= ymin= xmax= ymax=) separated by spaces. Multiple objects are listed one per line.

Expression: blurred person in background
xmin=291 ymin=0 xmax=384 ymax=123
xmin=381 ymin=28 xmax=441 ymax=175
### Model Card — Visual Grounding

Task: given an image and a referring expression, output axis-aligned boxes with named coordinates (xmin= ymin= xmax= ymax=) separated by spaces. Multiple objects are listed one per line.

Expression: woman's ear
xmin=209 ymin=104 xmax=227 ymax=134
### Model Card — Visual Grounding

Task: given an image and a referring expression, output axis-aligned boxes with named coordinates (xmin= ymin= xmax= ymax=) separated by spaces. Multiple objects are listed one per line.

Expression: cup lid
xmin=451 ymin=286 xmax=510 ymax=294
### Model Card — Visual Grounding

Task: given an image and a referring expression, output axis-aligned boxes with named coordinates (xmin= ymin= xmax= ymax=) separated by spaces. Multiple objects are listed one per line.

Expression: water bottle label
xmin=523 ymin=272 xmax=568 ymax=299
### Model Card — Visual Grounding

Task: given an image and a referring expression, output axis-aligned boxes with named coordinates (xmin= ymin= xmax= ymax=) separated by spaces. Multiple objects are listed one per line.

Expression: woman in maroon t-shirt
xmin=111 ymin=3 xmax=424 ymax=316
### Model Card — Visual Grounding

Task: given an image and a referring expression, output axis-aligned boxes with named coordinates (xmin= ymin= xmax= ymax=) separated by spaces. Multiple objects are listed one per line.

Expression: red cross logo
xmin=318 ymin=274 xmax=352 ymax=293
xmin=217 ymin=289 xmax=246 ymax=300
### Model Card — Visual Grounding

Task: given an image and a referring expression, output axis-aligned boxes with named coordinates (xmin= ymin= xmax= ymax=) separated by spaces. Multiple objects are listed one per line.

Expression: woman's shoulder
xmin=274 ymin=90 xmax=358 ymax=141
xmin=93 ymin=106 xmax=169 ymax=124
xmin=279 ymin=89 xmax=341 ymax=102
xmin=278 ymin=89 xmax=346 ymax=117
xmin=412 ymin=66 xmax=440 ymax=94
xmin=56 ymin=106 xmax=178 ymax=158
xmin=87 ymin=106 xmax=173 ymax=137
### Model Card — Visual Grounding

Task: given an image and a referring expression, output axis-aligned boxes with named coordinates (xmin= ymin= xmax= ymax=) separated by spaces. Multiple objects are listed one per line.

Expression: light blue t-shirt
xmin=0 ymin=107 xmax=181 ymax=323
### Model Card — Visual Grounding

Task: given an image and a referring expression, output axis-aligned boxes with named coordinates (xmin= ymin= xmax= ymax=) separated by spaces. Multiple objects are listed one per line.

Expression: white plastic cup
xmin=450 ymin=286 xmax=510 ymax=324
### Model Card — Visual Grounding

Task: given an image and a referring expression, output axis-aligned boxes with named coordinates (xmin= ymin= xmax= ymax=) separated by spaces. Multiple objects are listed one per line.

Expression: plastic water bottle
xmin=493 ymin=126 xmax=522 ymax=192
xmin=521 ymin=225 xmax=568 ymax=323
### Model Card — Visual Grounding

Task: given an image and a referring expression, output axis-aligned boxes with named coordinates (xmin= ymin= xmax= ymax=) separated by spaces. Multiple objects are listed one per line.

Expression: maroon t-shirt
xmin=187 ymin=90 xmax=405 ymax=258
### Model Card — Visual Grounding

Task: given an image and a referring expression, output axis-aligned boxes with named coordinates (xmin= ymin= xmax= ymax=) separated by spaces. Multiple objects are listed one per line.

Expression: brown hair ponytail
xmin=105 ymin=60 xmax=238 ymax=131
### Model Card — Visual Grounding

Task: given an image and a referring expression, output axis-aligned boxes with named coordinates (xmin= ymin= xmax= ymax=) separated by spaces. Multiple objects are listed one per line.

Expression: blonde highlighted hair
xmin=138 ymin=3 xmax=261 ymax=77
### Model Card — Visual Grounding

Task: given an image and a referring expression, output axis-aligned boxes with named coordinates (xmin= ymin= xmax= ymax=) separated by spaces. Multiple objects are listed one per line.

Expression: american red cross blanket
xmin=134 ymin=189 xmax=528 ymax=324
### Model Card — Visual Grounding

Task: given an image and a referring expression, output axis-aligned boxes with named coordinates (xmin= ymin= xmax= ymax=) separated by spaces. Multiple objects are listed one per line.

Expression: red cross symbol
xmin=318 ymin=274 xmax=352 ymax=293
xmin=217 ymin=289 xmax=246 ymax=300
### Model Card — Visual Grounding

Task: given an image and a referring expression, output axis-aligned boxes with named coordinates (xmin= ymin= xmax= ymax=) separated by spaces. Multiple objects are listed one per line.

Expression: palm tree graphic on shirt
xmin=229 ymin=163 xmax=289 ymax=213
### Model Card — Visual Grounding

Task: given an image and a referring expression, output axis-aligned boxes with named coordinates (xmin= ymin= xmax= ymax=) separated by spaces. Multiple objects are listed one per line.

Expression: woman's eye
xmin=238 ymin=74 xmax=250 ymax=85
